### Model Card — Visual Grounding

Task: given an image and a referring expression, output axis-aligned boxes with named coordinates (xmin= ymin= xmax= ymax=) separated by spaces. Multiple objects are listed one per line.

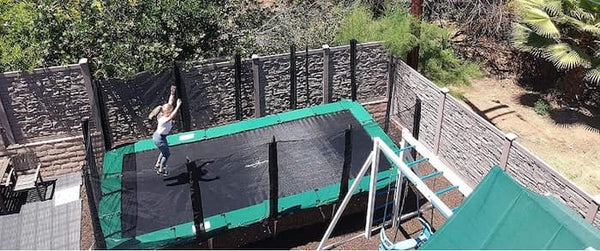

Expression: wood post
xmin=407 ymin=0 xmax=423 ymax=70
xmin=305 ymin=46 xmax=310 ymax=106
xmin=252 ymin=54 xmax=265 ymax=117
xmin=322 ymin=45 xmax=331 ymax=104
xmin=433 ymin=88 xmax=450 ymax=154
xmin=500 ymin=133 xmax=518 ymax=170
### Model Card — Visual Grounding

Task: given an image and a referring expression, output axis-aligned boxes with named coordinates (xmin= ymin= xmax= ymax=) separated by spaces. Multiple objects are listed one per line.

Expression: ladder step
xmin=393 ymin=145 xmax=414 ymax=154
xmin=376 ymin=187 xmax=396 ymax=197
xmin=420 ymin=171 xmax=443 ymax=181
xmin=374 ymin=201 xmax=394 ymax=211
xmin=406 ymin=158 xmax=429 ymax=167
xmin=435 ymin=185 xmax=458 ymax=196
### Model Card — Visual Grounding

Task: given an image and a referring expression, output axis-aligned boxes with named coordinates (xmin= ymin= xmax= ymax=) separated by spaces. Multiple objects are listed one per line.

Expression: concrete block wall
xmin=0 ymin=66 xmax=91 ymax=143
xmin=507 ymin=143 xmax=592 ymax=217
xmin=391 ymin=61 xmax=441 ymax=148
xmin=5 ymin=136 xmax=85 ymax=177
xmin=0 ymin=62 xmax=101 ymax=176
xmin=438 ymin=97 xmax=504 ymax=185
xmin=391 ymin=59 xmax=600 ymax=228
xmin=294 ymin=52 xmax=324 ymax=108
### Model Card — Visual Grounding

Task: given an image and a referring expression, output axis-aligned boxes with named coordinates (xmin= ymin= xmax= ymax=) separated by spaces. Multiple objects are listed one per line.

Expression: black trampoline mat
xmin=120 ymin=111 xmax=390 ymax=237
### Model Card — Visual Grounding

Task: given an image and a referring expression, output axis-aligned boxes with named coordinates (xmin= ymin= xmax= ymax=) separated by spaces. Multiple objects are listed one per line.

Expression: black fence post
xmin=173 ymin=62 xmax=191 ymax=131
xmin=339 ymin=125 xmax=352 ymax=202
xmin=350 ymin=39 xmax=357 ymax=101
xmin=411 ymin=98 xmax=422 ymax=159
xmin=92 ymin=81 xmax=112 ymax=150
xmin=234 ymin=53 xmax=243 ymax=120
xmin=268 ymin=136 xmax=279 ymax=220
xmin=187 ymin=158 xmax=206 ymax=242
xmin=384 ymin=55 xmax=396 ymax=133
xmin=305 ymin=45 xmax=310 ymax=106
xmin=290 ymin=44 xmax=297 ymax=110
xmin=81 ymin=118 xmax=107 ymax=249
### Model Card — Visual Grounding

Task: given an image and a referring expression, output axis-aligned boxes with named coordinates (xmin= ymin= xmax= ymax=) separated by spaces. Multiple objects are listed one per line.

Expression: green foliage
xmin=0 ymin=0 xmax=268 ymax=78
xmin=335 ymin=5 xmax=417 ymax=57
xmin=334 ymin=5 xmax=482 ymax=86
xmin=513 ymin=0 xmax=600 ymax=85
xmin=0 ymin=0 xmax=44 ymax=72
xmin=251 ymin=1 xmax=350 ymax=55
xmin=534 ymin=99 xmax=551 ymax=115
xmin=419 ymin=23 xmax=483 ymax=86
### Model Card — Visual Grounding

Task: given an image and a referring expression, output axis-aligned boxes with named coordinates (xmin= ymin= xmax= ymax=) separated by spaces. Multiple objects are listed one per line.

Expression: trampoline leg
xmin=273 ymin=220 xmax=278 ymax=238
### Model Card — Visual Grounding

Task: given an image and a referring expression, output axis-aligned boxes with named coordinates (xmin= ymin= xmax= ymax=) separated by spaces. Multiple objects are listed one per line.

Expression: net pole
xmin=290 ymin=44 xmax=297 ymax=110
xmin=234 ymin=53 xmax=243 ymax=120
xmin=268 ymin=136 xmax=279 ymax=220
xmin=384 ymin=55 xmax=396 ymax=133
xmin=338 ymin=125 xmax=352 ymax=202
xmin=187 ymin=158 xmax=206 ymax=242
xmin=350 ymin=39 xmax=357 ymax=101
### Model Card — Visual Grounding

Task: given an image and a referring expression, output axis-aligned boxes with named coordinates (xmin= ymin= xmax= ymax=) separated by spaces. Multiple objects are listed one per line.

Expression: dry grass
xmin=453 ymin=77 xmax=600 ymax=195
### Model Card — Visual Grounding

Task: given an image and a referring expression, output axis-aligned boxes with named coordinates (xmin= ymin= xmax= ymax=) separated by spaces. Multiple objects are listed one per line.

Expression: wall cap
xmin=79 ymin=58 xmax=88 ymax=64
xmin=505 ymin=133 xmax=518 ymax=141
xmin=440 ymin=87 xmax=450 ymax=94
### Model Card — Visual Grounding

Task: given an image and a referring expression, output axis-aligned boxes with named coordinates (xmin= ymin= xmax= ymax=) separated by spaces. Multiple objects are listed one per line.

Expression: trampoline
xmin=98 ymin=100 xmax=400 ymax=249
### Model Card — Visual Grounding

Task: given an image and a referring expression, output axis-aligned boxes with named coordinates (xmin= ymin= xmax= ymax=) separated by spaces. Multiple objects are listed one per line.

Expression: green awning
xmin=421 ymin=166 xmax=600 ymax=250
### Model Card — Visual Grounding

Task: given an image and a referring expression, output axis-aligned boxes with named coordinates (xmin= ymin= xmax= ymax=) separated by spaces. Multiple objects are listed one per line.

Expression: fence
xmin=390 ymin=58 xmax=600 ymax=228
xmin=99 ymin=42 xmax=389 ymax=147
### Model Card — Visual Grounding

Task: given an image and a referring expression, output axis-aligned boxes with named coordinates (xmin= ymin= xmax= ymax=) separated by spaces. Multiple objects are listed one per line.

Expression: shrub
xmin=534 ymin=99 xmax=551 ymax=116
xmin=335 ymin=4 xmax=482 ymax=87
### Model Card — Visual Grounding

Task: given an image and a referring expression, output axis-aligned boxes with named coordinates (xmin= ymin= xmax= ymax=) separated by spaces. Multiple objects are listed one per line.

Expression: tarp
xmin=421 ymin=166 xmax=600 ymax=250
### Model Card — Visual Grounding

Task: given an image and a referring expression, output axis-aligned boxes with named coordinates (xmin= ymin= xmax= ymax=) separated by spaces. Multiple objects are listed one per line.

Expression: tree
xmin=512 ymin=0 xmax=600 ymax=103
xmin=0 ymin=0 xmax=269 ymax=78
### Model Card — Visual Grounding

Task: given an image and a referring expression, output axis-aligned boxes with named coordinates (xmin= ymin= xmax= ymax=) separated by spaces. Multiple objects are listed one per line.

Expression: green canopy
xmin=421 ymin=166 xmax=600 ymax=250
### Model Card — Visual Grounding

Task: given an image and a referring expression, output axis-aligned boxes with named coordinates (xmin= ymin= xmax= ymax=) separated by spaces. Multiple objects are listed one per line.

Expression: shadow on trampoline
xmin=164 ymin=160 xmax=219 ymax=187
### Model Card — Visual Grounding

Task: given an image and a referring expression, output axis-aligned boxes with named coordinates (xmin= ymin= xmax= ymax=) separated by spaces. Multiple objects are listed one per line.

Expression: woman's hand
xmin=176 ymin=99 xmax=182 ymax=107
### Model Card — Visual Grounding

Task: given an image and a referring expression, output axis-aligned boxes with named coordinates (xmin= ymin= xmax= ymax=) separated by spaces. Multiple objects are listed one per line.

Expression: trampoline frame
xmin=97 ymin=100 xmax=401 ymax=249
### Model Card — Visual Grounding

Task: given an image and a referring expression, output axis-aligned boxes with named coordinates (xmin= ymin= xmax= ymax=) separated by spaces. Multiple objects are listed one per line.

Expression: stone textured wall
xmin=330 ymin=48 xmax=351 ymax=102
xmin=391 ymin=61 xmax=440 ymax=149
xmin=356 ymin=44 xmax=388 ymax=102
xmin=391 ymin=59 xmax=599 ymax=228
xmin=259 ymin=56 xmax=292 ymax=115
xmin=438 ymin=97 xmax=504 ymax=185
xmin=180 ymin=61 xmax=254 ymax=130
xmin=362 ymin=100 xmax=388 ymax=127
xmin=5 ymin=137 xmax=85 ymax=177
xmin=99 ymin=70 xmax=178 ymax=147
xmin=507 ymin=143 xmax=592 ymax=217
xmin=0 ymin=66 xmax=91 ymax=143
xmin=294 ymin=52 xmax=324 ymax=108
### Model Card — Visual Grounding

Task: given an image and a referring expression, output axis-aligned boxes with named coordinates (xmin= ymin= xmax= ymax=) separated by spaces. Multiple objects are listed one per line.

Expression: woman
xmin=148 ymin=86 xmax=182 ymax=176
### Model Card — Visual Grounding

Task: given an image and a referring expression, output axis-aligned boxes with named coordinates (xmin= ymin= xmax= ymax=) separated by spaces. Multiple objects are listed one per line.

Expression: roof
xmin=421 ymin=166 xmax=600 ymax=250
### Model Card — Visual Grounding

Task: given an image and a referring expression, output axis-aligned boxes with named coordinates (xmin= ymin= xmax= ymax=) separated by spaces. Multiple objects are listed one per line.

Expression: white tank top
xmin=156 ymin=114 xmax=172 ymax=135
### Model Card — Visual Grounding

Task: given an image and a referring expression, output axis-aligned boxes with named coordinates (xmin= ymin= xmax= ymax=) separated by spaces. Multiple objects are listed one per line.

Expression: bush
xmin=534 ymin=99 xmax=550 ymax=116
xmin=334 ymin=4 xmax=482 ymax=87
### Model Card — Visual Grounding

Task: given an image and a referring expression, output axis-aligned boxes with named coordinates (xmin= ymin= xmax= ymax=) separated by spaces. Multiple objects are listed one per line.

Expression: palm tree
xmin=512 ymin=0 xmax=600 ymax=103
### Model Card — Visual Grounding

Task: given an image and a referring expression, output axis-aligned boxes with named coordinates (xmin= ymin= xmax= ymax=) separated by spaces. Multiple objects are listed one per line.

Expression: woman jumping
xmin=148 ymin=86 xmax=182 ymax=176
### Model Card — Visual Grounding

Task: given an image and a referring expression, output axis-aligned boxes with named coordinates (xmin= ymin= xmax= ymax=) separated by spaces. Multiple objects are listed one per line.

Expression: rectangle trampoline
xmin=98 ymin=100 xmax=400 ymax=249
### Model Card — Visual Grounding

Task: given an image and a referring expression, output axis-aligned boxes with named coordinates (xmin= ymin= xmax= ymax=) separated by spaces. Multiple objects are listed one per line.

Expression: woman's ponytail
xmin=148 ymin=105 xmax=162 ymax=120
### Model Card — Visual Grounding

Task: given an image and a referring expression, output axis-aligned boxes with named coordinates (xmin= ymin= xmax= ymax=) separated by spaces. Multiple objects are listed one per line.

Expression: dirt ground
xmin=453 ymin=77 xmax=600 ymax=195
